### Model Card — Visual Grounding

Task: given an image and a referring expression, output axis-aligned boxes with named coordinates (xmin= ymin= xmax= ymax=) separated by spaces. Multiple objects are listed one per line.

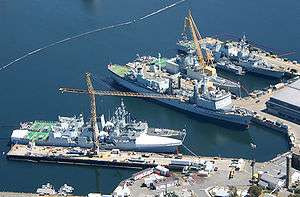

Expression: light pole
xmin=250 ymin=142 xmax=257 ymax=185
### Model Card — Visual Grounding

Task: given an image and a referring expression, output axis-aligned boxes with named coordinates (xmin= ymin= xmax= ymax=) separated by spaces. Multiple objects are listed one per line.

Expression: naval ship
xmin=10 ymin=101 xmax=185 ymax=153
xmin=99 ymin=100 xmax=185 ymax=152
xmin=205 ymin=35 xmax=288 ymax=78
xmin=107 ymin=58 xmax=253 ymax=128
xmin=215 ymin=57 xmax=245 ymax=75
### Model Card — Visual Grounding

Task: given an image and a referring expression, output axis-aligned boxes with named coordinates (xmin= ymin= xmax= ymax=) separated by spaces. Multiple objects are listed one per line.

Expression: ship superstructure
xmin=212 ymin=35 xmax=287 ymax=78
xmin=99 ymin=100 xmax=185 ymax=152
xmin=108 ymin=58 xmax=253 ymax=128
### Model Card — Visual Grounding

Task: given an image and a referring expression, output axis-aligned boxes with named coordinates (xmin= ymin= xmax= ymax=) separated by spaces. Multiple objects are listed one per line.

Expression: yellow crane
xmin=59 ymin=73 xmax=181 ymax=154
xmin=184 ymin=10 xmax=216 ymax=76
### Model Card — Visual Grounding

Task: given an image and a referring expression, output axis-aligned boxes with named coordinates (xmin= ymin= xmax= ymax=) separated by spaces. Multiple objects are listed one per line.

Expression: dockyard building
xmin=266 ymin=79 xmax=300 ymax=124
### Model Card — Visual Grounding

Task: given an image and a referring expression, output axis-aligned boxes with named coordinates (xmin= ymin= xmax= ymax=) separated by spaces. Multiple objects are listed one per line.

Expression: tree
xmin=248 ymin=185 xmax=262 ymax=197
xmin=228 ymin=186 xmax=238 ymax=197
xmin=295 ymin=186 xmax=300 ymax=194
xmin=288 ymin=194 xmax=300 ymax=197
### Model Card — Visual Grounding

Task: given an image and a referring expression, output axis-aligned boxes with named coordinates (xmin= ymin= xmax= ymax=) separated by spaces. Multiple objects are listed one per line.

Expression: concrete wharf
xmin=6 ymin=144 xmax=231 ymax=170
xmin=0 ymin=192 xmax=82 ymax=197
xmin=232 ymin=85 xmax=300 ymax=149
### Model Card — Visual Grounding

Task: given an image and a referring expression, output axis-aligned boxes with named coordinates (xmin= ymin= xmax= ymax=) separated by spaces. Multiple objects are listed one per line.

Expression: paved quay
xmin=232 ymin=85 xmax=300 ymax=149
xmin=0 ymin=192 xmax=82 ymax=197
xmin=6 ymin=144 xmax=232 ymax=170
xmin=114 ymin=158 xmax=251 ymax=197
xmin=113 ymin=152 xmax=296 ymax=197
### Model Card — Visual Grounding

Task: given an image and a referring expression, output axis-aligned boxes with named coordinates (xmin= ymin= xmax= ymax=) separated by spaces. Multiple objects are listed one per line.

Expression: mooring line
xmin=182 ymin=144 xmax=198 ymax=157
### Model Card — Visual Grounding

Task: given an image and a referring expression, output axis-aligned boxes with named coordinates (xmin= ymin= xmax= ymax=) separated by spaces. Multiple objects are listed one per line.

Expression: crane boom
xmin=186 ymin=11 xmax=206 ymax=68
xmin=184 ymin=10 xmax=216 ymax=76
xmin=190 ymin=15 xmax=214 ymax=65
xmin=59 ymin=87 xmax=181 ymax=100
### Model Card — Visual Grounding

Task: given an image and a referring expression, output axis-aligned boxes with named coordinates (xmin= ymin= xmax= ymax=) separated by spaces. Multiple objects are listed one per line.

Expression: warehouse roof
xmin=271 ymin=79 xmax=300 ymax=108
xmin=289 ymin=78 xmax=300 ymax=90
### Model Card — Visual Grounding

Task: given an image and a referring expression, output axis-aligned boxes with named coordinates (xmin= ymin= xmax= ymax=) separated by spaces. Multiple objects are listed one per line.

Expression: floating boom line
xmin=0 ymin=0 xmax=186 ymax=71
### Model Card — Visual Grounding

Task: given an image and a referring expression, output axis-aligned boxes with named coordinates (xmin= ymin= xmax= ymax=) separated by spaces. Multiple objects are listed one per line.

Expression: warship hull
xmin=243 ymin=66 xmax=286 ymax=78
xmin=109 ymin=70 xmax=252 ymax=128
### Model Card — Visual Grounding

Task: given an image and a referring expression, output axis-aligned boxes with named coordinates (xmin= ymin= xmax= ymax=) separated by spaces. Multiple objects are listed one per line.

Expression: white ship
xmin=99 ymin=100 xmax=185 ymax=153
xmin=10 ymin=101 xmax=185 ymax=153
xmin=107 ymin=60 xmax=253 ymax=128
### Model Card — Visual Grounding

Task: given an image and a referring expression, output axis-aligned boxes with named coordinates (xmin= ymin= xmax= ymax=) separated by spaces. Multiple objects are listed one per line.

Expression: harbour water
xmin=0 ymin=0 xmax=299 ymax=195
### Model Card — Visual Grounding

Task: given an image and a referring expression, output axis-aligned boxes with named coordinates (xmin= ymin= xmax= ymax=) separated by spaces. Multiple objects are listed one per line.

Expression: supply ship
xmin=107 ymin=60 xmax=253 ymax=128
xmin=10 ymin=101 xmax=185 ymax=153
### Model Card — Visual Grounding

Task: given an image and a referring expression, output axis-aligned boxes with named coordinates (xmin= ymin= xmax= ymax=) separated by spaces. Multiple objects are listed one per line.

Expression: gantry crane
xmin=184 ymin=10 xmax=216 ymax=76
xmin=59 ymin=73 xmax=181 ymax=154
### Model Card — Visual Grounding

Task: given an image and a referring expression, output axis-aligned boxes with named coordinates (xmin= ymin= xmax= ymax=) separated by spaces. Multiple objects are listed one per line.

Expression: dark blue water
xmin=0 ymin=0 xmax=299 ymax=194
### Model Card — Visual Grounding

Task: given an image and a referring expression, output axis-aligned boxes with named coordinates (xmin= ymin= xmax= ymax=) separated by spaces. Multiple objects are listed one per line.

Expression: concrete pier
xmin=233 ymin=86 xmax=300 ymax=148
xmin=0 ymin=192 xmax=82 ymax=197
xmin=6 ymin=144 xmax=232 ymax=170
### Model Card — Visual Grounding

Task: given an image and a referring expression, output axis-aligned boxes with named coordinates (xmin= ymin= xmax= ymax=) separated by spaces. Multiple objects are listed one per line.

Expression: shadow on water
xmin=80 ymin=0 xmax=101 ymax=14
xmin=218 ymin=70 xmax=280 ymax=97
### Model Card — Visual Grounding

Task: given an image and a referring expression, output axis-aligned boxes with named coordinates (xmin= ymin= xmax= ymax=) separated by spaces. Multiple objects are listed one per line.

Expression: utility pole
xmin=250 ymin=142 xmax=257 ymax=185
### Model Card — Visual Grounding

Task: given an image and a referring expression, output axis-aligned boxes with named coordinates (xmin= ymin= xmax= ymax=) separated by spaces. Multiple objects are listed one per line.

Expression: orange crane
xmin=59 ymin=73 xmax=181 ymax=154
xmin=184 ymin=10 xmax=216 ymax=76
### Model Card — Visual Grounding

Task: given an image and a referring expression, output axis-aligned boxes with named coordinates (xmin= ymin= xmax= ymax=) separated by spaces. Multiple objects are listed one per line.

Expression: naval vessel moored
xmin=107 ymin=60 xmax=253 ymax=128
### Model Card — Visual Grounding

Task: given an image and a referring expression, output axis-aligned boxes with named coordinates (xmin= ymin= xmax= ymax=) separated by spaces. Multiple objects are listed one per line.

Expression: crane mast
xmin=185 ymin=11 xmax=206 ymax=70
xmin=184 ymin=10 xmax=216 ymax=76
xmin=85 ymin=73 xmax=100 ymax=153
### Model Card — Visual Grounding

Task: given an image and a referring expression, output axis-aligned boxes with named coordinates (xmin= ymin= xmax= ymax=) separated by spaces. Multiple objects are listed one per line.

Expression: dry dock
xmin=6 ymin=144 xmax=225 ymax=170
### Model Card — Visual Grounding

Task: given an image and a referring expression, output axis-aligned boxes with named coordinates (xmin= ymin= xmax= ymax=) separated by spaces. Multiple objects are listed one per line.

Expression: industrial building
xmin=266 ymin=79 xmax=300 ymax=124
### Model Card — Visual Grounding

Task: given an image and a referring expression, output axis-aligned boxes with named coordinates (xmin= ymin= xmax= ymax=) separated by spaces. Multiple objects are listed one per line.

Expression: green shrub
xmin=248 ymin=185 xmax=262 ymax=197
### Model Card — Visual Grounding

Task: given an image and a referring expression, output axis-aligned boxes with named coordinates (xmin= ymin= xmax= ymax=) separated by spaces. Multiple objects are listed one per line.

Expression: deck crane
xmin=59 ymin=73 xmax=181 ymax=155
xmin=184 ymin=10 xmax=216 ymax=77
